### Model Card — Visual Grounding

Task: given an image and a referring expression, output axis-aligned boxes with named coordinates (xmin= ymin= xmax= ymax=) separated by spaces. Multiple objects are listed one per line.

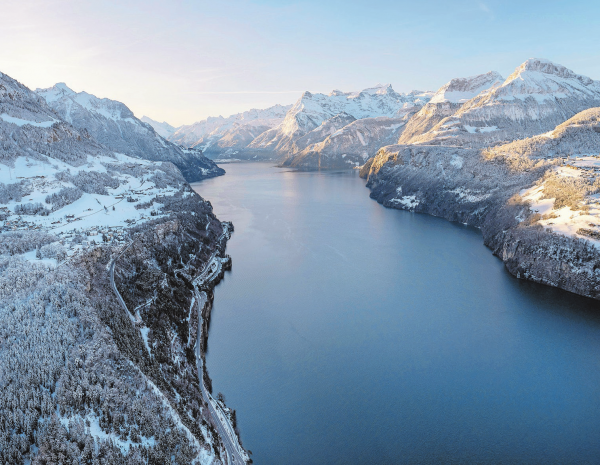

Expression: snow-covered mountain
xmin=168 ymin=104 xmax=292 ymax=156
xmin=398 ymin=71 xmax=504 ymax=144
xmin=0 ymin=69 xmax=237 ymax=464
xmin=358 ymin=62 xmax=600 ymax=300
xmin=141 ymin=115 xmax=177 ymax=138
xmin=36 ymin=83 xmax=224 ymax=182
xmin=281 ymin=116 xmax=409 ymax=170
xmin=413 ymin=59 xmax=600 ymax=147
xmin=249 ymin=84 xmax=433 ymax=154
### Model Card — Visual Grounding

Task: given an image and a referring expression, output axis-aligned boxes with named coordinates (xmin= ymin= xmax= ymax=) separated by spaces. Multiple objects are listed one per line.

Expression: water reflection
xmin=193 ymin=163 xmax=600 ymax=465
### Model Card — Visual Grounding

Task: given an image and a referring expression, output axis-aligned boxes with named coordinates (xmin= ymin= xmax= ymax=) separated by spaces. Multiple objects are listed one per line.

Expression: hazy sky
xmin=3 ymin=0 xmax=600 ymax=126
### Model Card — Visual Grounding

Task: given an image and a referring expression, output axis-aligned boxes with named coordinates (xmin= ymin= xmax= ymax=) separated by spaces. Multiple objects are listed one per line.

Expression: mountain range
xmin=155 ymin=58 xmax=600 ymax=172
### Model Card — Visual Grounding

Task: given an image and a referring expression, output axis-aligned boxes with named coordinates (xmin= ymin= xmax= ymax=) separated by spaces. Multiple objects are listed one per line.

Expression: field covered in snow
xmin=1 ymin=151 xmax=187 ymax=264
xmin=521 ymin=163 xmax=600 ymax=245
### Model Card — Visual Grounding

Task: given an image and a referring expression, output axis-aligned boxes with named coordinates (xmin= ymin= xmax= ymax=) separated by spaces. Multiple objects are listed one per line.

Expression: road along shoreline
xmin=193 ymin=222 xmax=251 ymax=464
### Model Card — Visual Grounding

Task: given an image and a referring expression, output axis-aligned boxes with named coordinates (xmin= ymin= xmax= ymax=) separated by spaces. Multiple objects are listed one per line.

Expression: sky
xmin=2 ymin=0 xmax=600 ymax=126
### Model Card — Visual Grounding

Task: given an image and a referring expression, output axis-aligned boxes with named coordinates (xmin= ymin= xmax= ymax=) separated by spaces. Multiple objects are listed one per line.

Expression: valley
xmin=3 ymin=54 xmax=600 ymax=464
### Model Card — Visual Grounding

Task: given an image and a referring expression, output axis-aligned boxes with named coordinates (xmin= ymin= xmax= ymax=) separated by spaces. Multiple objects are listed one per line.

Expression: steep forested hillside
xmin=0 ymin=70 xmax=242 ymax=464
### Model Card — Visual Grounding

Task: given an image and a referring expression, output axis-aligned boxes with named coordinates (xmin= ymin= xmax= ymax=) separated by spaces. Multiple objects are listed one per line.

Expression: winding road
xmin=194 ymin=224 xmax=248 ymax=464
xmin=109 ymin=241 xmax=135 ymax=318
xmin=108 ymin=226 xmax=247 ymax=464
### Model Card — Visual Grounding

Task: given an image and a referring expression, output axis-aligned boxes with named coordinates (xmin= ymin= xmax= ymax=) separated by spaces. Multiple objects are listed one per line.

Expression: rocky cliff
xmin=361 ymin=130 xmax=600 ymax=300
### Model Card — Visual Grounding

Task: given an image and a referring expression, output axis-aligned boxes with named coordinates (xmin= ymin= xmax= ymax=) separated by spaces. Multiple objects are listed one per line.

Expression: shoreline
xmin=192 ymin=222 xmax=251 ymax=464
xmin=362 ymin=146 xmax=600 ymax=301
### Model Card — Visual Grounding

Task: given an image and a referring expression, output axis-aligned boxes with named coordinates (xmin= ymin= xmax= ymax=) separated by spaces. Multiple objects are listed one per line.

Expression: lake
xmin=192 ymin=162 xmax=600 ymax=464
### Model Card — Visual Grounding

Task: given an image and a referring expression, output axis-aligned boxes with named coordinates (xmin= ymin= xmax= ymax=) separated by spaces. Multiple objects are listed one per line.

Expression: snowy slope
xmin=0 ymin=69 xmax=229 ymax=464
xmin=169 ymin=104 xmax=292 ymax=153
xmin=292 ymin=112 xmax=357 ymax=152
xmin=489 ymin=106 xmax=600 ymax=162
xmin=141 ymin=115 xmax=178 ymax=139
xmin=490 ymin=107 xmax=600 ymax=245
xmin=414 ymin=59 xmax=600 ymax=147
xmin=1 ymin=76 xmax=195 ymax=244
xmin=249 ymin=84 xmax=433 ymax=154
xmin=37 ymin=83 xmax=224 ymax=182
xmin=398 ymin=71 xmax=504 ymax=144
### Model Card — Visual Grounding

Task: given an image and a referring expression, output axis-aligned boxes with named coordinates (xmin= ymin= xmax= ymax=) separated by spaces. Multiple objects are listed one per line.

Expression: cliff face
xmin=109 ymin=193 xmax=234 ymax=461
xmin=363 ymin=144 xmax=600 ymax=300
xmin=85 ymin=190 xmax=245 ymax=464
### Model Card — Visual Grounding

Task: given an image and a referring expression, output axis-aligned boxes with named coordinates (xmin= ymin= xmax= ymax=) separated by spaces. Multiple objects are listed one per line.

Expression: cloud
xmin=477 ymin=2 xmax=494 ymax=19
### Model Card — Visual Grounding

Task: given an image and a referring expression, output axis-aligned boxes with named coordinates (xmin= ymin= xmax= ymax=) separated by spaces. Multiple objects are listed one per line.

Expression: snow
xmin=141 ymin=116 xmax=177 ymax=138
xmin=389 ymin=195 xmax=419 ymax=209
xmin=0 ymin=152 xmax=177 ymax=260
xmin=170 ymin=103 xmax=292 ymax=144
xmin=258 ymin=84 xmax=434 ymax=145
xmin=450 ymin=155 xmax=464 ymax=169
xmin=60 ymin=414 xmax=156 ymax=453
xmin=449 ymin=187 xmax=492 ymax=203
xmin=128 ymin=361 xmax=207 ymax=455
xmin=356 ymin=131 xmax=367 ymax=146
xmin=569 ymin=155 xmax=600 ymax=169
xmin=37 ymin=84 xmax=137 ymax=123
xmin=0 ymin=113 xmax=56 ymax=127
xmin=140 ymin=327 xmax=151 ymax=355
xmin=429 ymin=71 xmax=503 ymax=104
xmin=520 ymin=185 xmax=556 ymax=215
xmin=2 ymin=154 xmax=168 ymax=226
xmin=464 ymin=125 xmax=498 ymax=133
xmin=20 ymin=250 xmax=57 ymax=267
xmin=521 ymin=167 xmax=600 ymax=247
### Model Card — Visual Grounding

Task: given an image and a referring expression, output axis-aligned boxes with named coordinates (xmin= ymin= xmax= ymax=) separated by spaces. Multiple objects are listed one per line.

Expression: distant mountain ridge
xmin=36 ymin=83 xmax=224 ymax=182
xmin=141 ymin=115 xmax=177 ymax=138
xmin=398 ymin=71 xmax=504 ymax=144
xmin=168 ymin=104 xmax=292 ymax=155
xmin=138 ymin=58 xmax=600 ymax=172
xmin=249 ymin=84 xmax=433 ymax=155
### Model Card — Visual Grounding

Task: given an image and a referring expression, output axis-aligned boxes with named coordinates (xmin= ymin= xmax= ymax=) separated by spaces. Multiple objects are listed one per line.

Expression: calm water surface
xmin=192 ymin=163 xmax=600 ymax=464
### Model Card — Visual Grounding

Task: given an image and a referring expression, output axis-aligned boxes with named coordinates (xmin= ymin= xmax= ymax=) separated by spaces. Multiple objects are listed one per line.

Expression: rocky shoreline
xmin=361 ymin=145 xmax=600 ymax=301
xmin=110 ymin=195 xmax=248 ymax=463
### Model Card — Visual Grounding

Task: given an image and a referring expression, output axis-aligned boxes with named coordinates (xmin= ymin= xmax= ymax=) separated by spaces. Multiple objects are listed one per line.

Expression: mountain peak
xmin=354 ymin=84 xmax=395 ymax=97
xmin=429 ymin=71 xmax=504 ymax=104
xmin=53 ymin=82 xmax=75 ymax=93
xmin=505 ymin=58 xmax=594 ymax=86
xmin=36 ymin=82 xmax=77 ymax=103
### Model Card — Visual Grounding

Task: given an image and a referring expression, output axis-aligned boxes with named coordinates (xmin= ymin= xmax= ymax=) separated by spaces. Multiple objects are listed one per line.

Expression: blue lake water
xmin=192 ymin=162 xmax=600 ymax=464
